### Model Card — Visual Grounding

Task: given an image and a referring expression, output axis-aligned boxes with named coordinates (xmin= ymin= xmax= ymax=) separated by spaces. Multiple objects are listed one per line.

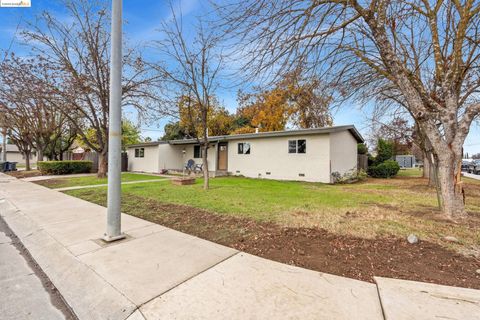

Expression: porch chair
xmin=185 ymin=159 xmax=195 ymax=172
xmin=194 ymin=163 xmax=203 ymax=173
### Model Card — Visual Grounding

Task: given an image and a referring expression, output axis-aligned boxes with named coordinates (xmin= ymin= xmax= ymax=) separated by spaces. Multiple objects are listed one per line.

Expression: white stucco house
xmin=126 ymin=125 xmax=364 ymax=183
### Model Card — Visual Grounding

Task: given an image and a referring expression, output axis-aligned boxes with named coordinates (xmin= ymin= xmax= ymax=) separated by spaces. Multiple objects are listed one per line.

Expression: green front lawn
xmin=35 ymin=172 xmax=163 ymax=189
xmin=64 ymin=175 xmax=480 ymax=250
xmin=397 ymin=168 xmax=423 ymax=177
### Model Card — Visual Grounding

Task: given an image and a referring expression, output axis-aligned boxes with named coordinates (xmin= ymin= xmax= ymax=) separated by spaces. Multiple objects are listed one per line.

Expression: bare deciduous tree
xmin=0 ymin=55 xmax=79 ymax=166
xmin=22 ymin=0 xmax=162 ymax=177
xmin=218 ymin=0 xmax=480 ymax=219
xmin=152 ymin=11 xmax=224 ymax=190
xmin=3 ymin=117 xmax=35 ymax=171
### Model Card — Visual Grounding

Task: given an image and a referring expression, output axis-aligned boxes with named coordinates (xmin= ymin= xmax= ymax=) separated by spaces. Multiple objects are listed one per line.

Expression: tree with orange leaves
xmin=235 ymin=72 xmax=332 ymax=133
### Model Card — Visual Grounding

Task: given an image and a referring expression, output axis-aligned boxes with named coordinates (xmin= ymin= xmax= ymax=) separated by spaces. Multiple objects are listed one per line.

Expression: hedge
xmin=367 ymin=160 xmax=400 ymax=178
xmin=38 ymin=161 xmax=93 ymax=175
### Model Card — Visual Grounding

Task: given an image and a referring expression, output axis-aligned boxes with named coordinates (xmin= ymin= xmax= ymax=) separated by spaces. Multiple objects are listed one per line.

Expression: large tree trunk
xmin=436 ymin=151 xmax=465 ymax=219
xmin=37 ymin=147 xmax=44 ymax=162
xmin=202 ymin=143 xmax=209 ymax=190
xmin=25 ymin=152 xmax=31 ymax=171
xmin=424 ymin=153 xmax=437 ymax=187
xmin=97 ymin=151 xmax=107 ymax=178
xmin=422 ymin=154 xmax=430 ymax=179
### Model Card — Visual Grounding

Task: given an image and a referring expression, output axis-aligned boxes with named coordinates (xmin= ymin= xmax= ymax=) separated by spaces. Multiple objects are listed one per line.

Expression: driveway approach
xmin=0 ymin=173 xmax=478 ymax=320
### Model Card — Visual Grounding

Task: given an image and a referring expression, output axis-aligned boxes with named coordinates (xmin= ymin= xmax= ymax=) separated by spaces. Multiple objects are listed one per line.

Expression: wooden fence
xmin=357 ymin=154 xmax=368 ymax=171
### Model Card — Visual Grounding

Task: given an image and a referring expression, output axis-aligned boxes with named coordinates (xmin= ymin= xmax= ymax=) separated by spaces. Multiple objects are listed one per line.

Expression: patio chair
xmin=185 ymin=159 xmax=195 ymax=172
xmin=194 ymin=163 xmax=203 ymax=173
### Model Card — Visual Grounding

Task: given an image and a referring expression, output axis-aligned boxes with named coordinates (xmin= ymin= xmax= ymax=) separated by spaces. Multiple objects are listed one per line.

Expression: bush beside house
xmin=368 ymin=139 xmax=400 ymax=178
xmin=332 ymin=168 xmax=368 ymax=183
xmin=357 ymin=143 xmax=368 ymax=155
xmin=38 ymin=161 xmax=93 ymax=175
xmin=367 ymin=160 xmax=400 ymax=178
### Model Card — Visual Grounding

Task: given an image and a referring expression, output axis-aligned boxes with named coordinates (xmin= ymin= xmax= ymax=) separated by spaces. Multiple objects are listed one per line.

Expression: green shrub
xmin=368 ymin=160 xmax=400 ymax=178
xmin=357 ymin=143 xmax=368 ymax=155
xmin=375 ymin=138 xmax=394 ymax=164
xmin=38 ymin=161 xmax=93 ymax=175
xmin=331 ymin=168 xmax=368 ymax=183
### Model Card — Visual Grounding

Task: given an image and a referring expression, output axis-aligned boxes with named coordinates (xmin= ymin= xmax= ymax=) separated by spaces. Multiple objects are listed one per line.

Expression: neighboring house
xmin=395 ymin=155 xmax=416 ymax=168
xmin=0 ymin=144 xmax=36 ymax=165
xmin=127 ymin=125 xmax=364 ymax=183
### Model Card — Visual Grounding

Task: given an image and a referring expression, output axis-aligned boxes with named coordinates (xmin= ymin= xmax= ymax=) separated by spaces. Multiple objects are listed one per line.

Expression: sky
xmin=0 ymin=0 xmax=479 ymax=155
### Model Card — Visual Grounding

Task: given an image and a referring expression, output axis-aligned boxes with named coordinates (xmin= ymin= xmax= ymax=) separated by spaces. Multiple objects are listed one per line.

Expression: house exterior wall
xmin=126 ymin=129 xmax=360 ymax=182
xmin=395 ymin=155 xmax=416 ymax=168
xmin=6 ymin=152 xmax=36 ymax=165
xmin=127 ymin=145 xmax=159 ymax=173
xmin=158 ymin=144 xmax=184 ymax=171
xmin=329 ymin=131 xmax=358 ymax=179
xmin=182 ymin=143 xmax=217 ymax=172
xmin=128 ymin=143 xmax=219 ymax=173
xmin=227 ymin=134 xmax=331 ymax=182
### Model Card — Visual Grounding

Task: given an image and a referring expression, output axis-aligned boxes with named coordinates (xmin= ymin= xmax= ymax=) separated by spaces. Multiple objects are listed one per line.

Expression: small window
xmin=244 ymin=143 xmax=250 ymax=154
xmin=135 ymin=148 xmax=144 ymax=158
xmin=297 ymin=140 xmax=306 ymax=153
xmin=288 ymin=140 xmax=297 ymax=153
xmin=288 ymin=140 xmax=306 ymax=154
xmin=237 ymin=143 xmax=250 ymax=154
xmin=194 ymin=145 xmax=202 ymax=158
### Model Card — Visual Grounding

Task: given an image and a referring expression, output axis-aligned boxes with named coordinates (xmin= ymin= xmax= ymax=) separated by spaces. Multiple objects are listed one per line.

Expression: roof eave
xmin=167 ymin=125 xmax=365 ymax=144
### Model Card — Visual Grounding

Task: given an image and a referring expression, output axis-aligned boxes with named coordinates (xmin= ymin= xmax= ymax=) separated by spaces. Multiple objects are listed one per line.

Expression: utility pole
xmin=103 ymin=0 xmax=125 ymax=242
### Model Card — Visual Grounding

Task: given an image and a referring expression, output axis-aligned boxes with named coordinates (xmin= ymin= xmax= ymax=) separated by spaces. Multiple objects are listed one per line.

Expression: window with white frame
xmin=288 ymin=139 xmax=306 ymax=154
xmin=134 ymin=148 xmax=144 ymax=158
xmin=237 ymin=142 xmax=251 ymax=154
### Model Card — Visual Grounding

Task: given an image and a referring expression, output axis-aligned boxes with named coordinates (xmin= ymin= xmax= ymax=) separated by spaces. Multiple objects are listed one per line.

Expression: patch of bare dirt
xmin=118 ymin=194 xmax=480 ymax=289
xmin=32 ymin=179 xmax=65 ymax=188
xmin=6 ymin=170 xmax=42 ymax=179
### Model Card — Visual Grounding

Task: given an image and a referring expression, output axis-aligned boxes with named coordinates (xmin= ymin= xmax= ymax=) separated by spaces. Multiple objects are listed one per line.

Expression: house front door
xmin=217 ymin=142 xmax=228 ymax=171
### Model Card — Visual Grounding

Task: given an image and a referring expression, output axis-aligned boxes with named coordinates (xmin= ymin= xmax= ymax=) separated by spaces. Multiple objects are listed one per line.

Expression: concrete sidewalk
xmin=0 ymin=173 xmax=478 ymax=320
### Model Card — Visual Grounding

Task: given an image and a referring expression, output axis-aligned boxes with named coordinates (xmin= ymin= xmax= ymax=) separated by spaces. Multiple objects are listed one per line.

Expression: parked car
xmin=467 ymin=160 xmax=480 ymax=174
xmin=462 ymin=160 xmax=471 ymax=172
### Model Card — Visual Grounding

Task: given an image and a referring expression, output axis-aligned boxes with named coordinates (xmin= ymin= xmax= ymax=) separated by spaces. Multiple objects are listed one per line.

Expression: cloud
xmin=166 ymin=0 xmax=199 ymax=21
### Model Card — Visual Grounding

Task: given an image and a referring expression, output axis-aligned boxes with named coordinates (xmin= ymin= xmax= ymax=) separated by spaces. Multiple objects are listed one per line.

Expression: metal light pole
xmin=103 ymin=0 xmax=125 ymax=242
